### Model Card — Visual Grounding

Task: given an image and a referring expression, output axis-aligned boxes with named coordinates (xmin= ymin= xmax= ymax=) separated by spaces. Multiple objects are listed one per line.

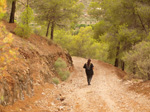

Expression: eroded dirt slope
xmin=0 ymin=21 xmax=73 ymax=108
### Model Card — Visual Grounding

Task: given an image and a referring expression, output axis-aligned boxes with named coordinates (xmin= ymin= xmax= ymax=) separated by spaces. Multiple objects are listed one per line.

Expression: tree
xmin=54 ymin=26 xmax=109 ymax=61
xmin=8 ymin=0 xmax=33 ymax=23
xmin=14 ymin=3 xmax=34 ymax=38
xmin=88 ymin=0 xmax=150 ymax=70
xmin=88 ymin=1 xmax=102 ymax=20
xmin=9 ymin=0 xmax=16 ymax=23
xmin=123 ymin=41 xmax=150 ymax=80
xmin=89 ymin=0 xmax=150 ymax=35
xmin=93 ymin=20 xmax=111 ymax=41
xmin=34 ymin=0 xmax=84 ymax=40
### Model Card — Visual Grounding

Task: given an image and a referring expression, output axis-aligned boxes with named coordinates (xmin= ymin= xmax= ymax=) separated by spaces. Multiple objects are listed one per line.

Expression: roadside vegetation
xmin=54 ymin=58 xmax=70 ymax=81
xmin=52 ymin=77 xmax=59 ymax=85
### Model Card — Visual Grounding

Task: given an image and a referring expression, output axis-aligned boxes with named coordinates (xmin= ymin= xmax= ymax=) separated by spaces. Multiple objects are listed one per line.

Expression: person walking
xmin=83 ymin=59 xmax=94 ymax=85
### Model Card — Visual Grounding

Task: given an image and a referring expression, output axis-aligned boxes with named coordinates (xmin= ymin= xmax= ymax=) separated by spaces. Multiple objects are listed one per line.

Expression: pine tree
xmin=34 ymin=0 xmax=84 ymax=40
xmin=14 ymin=5 xmax=34 ymax=38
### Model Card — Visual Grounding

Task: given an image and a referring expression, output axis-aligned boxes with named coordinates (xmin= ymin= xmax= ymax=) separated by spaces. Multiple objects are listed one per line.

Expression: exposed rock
xmin=60 ymin=97 xmax=66 ymax=102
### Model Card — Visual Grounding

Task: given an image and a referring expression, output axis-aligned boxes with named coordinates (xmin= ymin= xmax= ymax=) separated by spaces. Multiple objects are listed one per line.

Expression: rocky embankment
xmin=0 ymin=22 xmax=73 ymax=107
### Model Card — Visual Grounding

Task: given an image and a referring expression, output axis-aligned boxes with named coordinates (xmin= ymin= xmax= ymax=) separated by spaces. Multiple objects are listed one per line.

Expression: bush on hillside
xmin=52 ymin=77 xmax=59 ymax=85
xmin=54 ymin=58 xmax=67 ymax=70
xmin=14 ymin=24 xmax=32 ymax=38
xmin=14 ymin=5 xmax=34 ymax=38
xmin=54 ymin=58 xmax=70 ymax=81
xmin=123 ymin=41 xmax=150 ymax=80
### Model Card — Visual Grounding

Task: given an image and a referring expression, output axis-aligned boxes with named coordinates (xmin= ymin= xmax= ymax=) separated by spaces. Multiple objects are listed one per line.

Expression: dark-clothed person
xmin=83 ymin=59 xmax=94 ymax=85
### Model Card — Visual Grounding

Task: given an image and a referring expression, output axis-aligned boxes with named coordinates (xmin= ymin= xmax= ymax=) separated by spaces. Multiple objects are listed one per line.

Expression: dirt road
xmin=3 ymin=57 xmax=150 ymax=112
xmin=55 ymin=57 xmax=150 ymax=112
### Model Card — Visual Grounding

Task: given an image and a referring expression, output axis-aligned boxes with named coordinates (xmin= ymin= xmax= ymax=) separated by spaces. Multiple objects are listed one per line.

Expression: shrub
xmin=14 ymin=24 xmax=32 ymax=38
xmin=61 ymin=71 xmax=70 ymax=81
xmin=54 ymin=58 xmax=67 ymax=70
xmin=54 ymin=58 xmax=70 ymax=81
xmin=14 ymin=5 xmax=34 ymax=38
xmin=52 ymin=78 xmax=59 ymax=85
xmin=123 ymin=41 xmax=150 ymax=80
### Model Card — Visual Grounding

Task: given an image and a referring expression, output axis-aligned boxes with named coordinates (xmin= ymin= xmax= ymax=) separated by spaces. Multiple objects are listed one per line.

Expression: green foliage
xmin=1 ymin=96 xmax=4 ymax=101
xmin=88 ymin=0 xmax=150 ymax=71
xmin=117 ymin=24 xmax=140 ymax=52
xmin=33 ymin=0 xmax=84 ymax=39
xmin=76 ymin=24 xmax=88 ymax=28
xmin=71 ymin=26 xmax=97 ymax=57
xmin=54 ymin=58 xmax=67 ymax=70
xmin=33 ymin=23 xmax=48 ymax=36
xmin=54 ymin=58 xmax=70 ymax=81
xmin=14 ymin=24 xmax=32 ymax=38
xmin=99 ymin=24 xmax=141 ymax=65
xmin=93 ymin=20 xmax=111 ymax=41
xmin=57 ymin=71 xmax=70 ymax=81
xmin=54 ymin=26 xmax=109 ymax=62
xmin=147 ymin=32 xmax=150 ymax=41
xmin=0 ymin=13 xmax=4 ymax=20
xmin=123 ymin=41 xmax=150 ymax=80
xmin=54 ymin=29 xmax=73 ymax=52
xmin=20 ymin=6 xmax=34 ymax=25
xmin=0 ymin=0 xmax=6 ymax=19
xmin=52 ymin=77 xmax=59 ymax=85
xmin=14 ymin=6 xmax=34 ymax=38
xmin=88 ymin=1 xmax=102 ymax=20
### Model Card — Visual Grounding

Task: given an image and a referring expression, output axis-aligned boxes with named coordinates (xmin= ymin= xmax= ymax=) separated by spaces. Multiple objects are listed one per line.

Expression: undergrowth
xmin=54 ymin=58 xmax=70 ymax=81
xmin=52 ymin=77 xmax=59 ymax=85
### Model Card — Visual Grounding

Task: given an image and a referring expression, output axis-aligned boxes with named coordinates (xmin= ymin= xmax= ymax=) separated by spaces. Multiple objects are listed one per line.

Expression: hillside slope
xmin=0 ymin=21 xmax=73 ymax=107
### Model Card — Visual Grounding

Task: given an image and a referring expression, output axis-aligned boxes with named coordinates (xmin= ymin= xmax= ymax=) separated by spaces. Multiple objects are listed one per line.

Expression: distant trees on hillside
xmin=88 ymin=0 xmax=150 ymax=80
xmin=33 ymin=0 xmax=84 ymax=40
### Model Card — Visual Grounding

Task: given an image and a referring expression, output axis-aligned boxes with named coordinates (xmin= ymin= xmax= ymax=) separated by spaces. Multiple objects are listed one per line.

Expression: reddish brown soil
xmin=129 ymin=81 xmax=150 ymax=98
xmin=0 ymin=21 xmax=72 ymax=112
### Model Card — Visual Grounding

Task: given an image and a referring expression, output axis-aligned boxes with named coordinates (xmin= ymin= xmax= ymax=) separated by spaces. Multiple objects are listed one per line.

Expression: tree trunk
xmin=50 ymin=22 xmax=55 ymax=40
xmin=121 ymin=60 xmax=125 ymax=71
xmin=137 ymin=12 xmax=148 ymax=35
xmin=46 ymin=21 xmax=51 ymax=37
xmin=148 ymin=73 xmax=150 ymax=80
xmin=114 ymin=43 xmax=120 ymax=67
xmin=115 ymin=58 xmax=119 ymax=67
xmin=9 ymin=0 xmax=16 ymax=23
xmin=133 ymin=67 xmax=136 ymax=74
xmin=148 ymin=67 xmax=150 ymax=80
